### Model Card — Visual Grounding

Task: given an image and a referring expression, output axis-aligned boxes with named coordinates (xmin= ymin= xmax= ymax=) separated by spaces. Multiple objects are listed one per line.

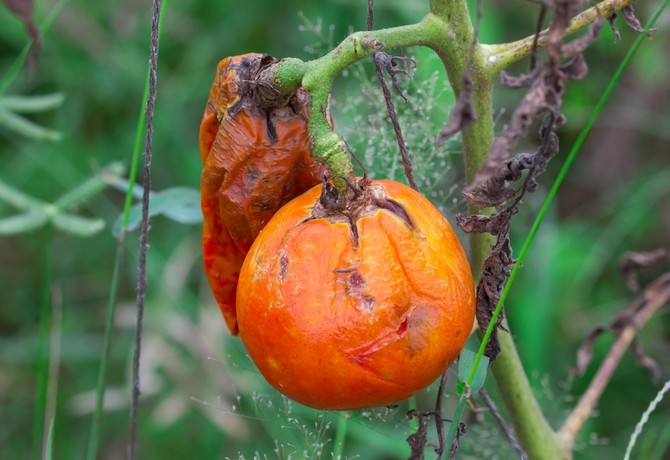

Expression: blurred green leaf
xmin=0 ymin=209 xmax=47 ymax=234
xmin=51 ymin=212 xmax=105 ymax=237
xmin=112 ymin=186 xmax=202 ymax=237
xmin=0 ymin=176 xmax=45 ymax=210
xmin=54 ymin=162 xmax=125 ymax=211
xmin=0 ymin=107 xmax=62 ymax=141
xmin=0 ymin=93 xmax=64 ymax=112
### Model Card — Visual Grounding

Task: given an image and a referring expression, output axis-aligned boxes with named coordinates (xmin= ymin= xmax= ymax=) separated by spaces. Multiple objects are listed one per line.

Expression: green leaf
xmin=0 ymin=108 xmax=62 ymax=141
xmin=45 ymin=417 xmax=55 ymax=460
xmin=0 ymin=93 xmax=65 ymax=113
xmin=51 ymin=212 xmax=105 ymax=237
xmin=54 ymin=162 xmax=125 ymax=211
xmin=112 ymin=186 xmax=202 ymax=237
xmin=458 ymin=348 xmax=489 ymax=394
xmin=0 ymin=210 xmax=48 ymax=234
xmin=0 ymin=177 xmax=46 ymax=210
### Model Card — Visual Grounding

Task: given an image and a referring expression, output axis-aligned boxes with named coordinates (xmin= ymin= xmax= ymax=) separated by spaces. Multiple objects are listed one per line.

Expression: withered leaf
xmin=607 ymin=12 xmax=622 ymax=45
xmin=630 ymin=338 xmax=662 ymax=382
xmin=575 ymin=324 xmax=606 ymax=375
xmin=619 ymin=248 xmax=668 ymax=293
xmin=500 ymin=70 xmax=534 ymax=89
xmin=447 ymin=422 xmax=467 ymax=460
xmin=561 ymin=16 xmax=604 ymax=57
xmin=407 ymin=410 xmax=429 ymax=460
xmin=621 ymin=5 xmax=656 ymax=36
xmin=437 ymin=74 xmax=476 ymax=145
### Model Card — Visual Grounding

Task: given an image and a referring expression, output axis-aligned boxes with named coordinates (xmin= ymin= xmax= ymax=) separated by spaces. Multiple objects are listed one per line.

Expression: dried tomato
xmin=200 ymin=54 xmax=321 ymax=334
xmin=236 ymin=179 xmax=475 ymax=409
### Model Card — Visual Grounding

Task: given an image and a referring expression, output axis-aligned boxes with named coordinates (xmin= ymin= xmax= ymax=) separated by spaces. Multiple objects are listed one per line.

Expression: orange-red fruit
xmin=236 ymin=180 xmax=475 ymax=410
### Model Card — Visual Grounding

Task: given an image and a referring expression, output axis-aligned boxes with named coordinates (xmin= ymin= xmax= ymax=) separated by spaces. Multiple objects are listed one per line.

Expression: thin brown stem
xmin=128 ymin=0 xmax=162 ymax=457
xmin=479 ymin=388 xmax=527 ymax=460
xmin=558 ymin=276 xmax=670 ymax=451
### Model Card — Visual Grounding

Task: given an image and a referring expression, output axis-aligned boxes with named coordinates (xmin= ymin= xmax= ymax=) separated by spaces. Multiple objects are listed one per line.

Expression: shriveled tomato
xmin=200 ymin=54 xmax=321 ymax=334
xmin=236 ymin=179 xmax=475 ymax=410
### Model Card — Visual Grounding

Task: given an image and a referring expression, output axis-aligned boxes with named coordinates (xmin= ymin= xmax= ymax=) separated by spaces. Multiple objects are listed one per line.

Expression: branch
xmin=483 ymin=0 xmax=638 ymax=73
xmin=557 ymin=273 xmax=670 ymax=451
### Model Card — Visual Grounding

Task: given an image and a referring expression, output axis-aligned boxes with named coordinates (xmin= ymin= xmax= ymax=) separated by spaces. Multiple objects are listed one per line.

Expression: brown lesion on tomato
xmin=279 ymin=252 xmax=289 ymax=282
xmin=335 ymin=268 xmax=376 ymax=312
xmin=305 ymin=178 xmax=415 ymax=248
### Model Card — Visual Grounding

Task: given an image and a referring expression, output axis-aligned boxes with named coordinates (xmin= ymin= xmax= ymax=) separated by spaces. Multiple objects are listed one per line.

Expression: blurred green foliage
xmin=1 ymin=0 xmax=669 ymax=459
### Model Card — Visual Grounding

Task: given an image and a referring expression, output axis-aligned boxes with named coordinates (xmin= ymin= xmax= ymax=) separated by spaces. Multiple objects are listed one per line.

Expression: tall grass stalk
xmin=42 ymin=283 xmax=62 ymax=459
xmin=32 ymin=228 xmax=53 ymax=460
xmin=86 ymin=3 xmax=169 ymax=458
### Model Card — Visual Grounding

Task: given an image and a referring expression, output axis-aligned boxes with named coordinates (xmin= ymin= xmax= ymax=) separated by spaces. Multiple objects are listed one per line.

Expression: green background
xmin=1 ymin=0 xmax=669 ymax=458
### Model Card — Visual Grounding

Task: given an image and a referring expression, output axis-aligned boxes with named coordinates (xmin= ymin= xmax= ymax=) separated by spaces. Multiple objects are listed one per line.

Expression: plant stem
xmin=333 ymin=414 xmax=348 ymax=459
xmin=483 ymin=0 xmax=638 ymax=72
xmin=428 ymin=0 xmax=570 ymax=458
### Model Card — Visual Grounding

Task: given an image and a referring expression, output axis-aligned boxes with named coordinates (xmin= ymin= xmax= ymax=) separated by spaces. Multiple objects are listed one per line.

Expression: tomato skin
xmin=199 ymin=54 xmax=321 ymax=334
xmin=236 ymin=180 xmax=475 ymax=410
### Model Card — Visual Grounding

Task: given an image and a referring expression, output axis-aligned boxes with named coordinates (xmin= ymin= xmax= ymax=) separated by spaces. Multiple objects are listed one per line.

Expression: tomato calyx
xmin=214 ymin=54 xmax=309 ymax=143
xmin=305 ymin=177 xmax=415 ymax=246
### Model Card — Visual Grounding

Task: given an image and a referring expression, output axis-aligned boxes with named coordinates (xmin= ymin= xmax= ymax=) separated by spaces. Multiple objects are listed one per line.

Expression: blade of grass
xmin=32 ymin=227 xmax=52 ymax=460
xmin=44 ymin=417 xmax=55 ymax=460
xmin=86 ymin=244 xmax=125 ymax=460
xmin=42 ymin=286 xmax=62 ymax=459
xmin=85 ymin=2 xmax=169 ymax=458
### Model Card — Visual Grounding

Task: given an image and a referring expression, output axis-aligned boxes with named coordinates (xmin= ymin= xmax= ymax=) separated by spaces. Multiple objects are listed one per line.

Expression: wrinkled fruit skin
xmin=237 ymin=180 xmax=475 ymax=410
xmin=200 ymin=53 xmax=321 ymax=334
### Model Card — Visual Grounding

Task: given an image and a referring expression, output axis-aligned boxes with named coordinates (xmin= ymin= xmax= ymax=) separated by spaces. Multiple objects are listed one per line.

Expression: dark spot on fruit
xmin=279 ymin=253 xmax=289 ymax=281
xmin=345 ymin=269 xmax=376 ymax=311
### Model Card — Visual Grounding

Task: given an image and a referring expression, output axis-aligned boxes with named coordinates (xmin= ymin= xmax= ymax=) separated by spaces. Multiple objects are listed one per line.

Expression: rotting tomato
xmin=200 ymin=53 xmax=321 ymax=334
xmin=236 ymin=179 xmax=475 ymax=410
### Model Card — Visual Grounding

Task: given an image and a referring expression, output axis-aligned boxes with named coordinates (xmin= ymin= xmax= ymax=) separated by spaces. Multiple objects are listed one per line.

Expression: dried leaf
xmin=630 ymin=338 xmax=662 ymax=382
xmin=500 ymin=71 xmax=534 ymax=89
xmin=437 ymin=74 xmax=476 ymax=144
xmin=447 ymin=422 xmax=467 ymax=460
xmin=407 ymin=410 xmax=429 ymax=460
xmin=575 ymin=325 xmax=606 ymax=375
xmin=561 ymin=16 xmax=604 ymax=57
xmin=621 ymin=5 xmax=656 ymax=36
xmin=374 ymin=52 xmax=415 ymax=103
xmin=607 ymin=12 xmax=622 ymax=44
xmin=475 ymin=228 xmax=515 ymax=360
xmin=456 ymin=211 xmax=514 ymax=236
xmin=619 ymin=248 xmax=668 ymax=292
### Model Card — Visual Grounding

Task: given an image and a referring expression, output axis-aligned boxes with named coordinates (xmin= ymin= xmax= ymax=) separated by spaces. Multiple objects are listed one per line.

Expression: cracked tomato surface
xmin=236 ymin=179 xmax=475 ymax=410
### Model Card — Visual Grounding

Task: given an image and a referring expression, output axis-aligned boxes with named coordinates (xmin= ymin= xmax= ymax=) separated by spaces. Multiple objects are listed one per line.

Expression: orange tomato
xmin=236 ymin=180 xmax=475 ymax=410
xmin=200 ymin=54 xmax=321 ymax=334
